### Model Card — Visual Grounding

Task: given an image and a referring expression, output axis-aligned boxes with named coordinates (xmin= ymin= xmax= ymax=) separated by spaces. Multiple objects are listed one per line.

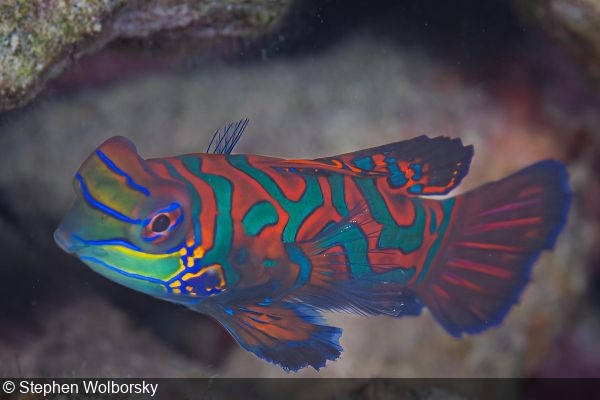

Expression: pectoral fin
xmin=204 ymin=301 xmax=342 ymax=372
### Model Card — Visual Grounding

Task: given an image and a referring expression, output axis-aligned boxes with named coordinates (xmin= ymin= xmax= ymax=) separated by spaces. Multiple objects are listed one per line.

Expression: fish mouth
xmin=53 ymin=228 xmax=84 ymax=254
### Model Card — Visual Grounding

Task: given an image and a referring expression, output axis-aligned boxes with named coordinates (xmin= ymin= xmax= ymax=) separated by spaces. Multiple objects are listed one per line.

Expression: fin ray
xmin=315 ymin=135 xmax=474 ymax=195
xmin=293 ymin=206 xmax=423 ymax=317
xmin=202 ymin=301 xmax=341 ymax=372
xmin=206 ymin=118 xmax=249 ymax=154
xmin=415 ymin=160 xmax=571 ymax=335
xmin=266 ymin=136 xmax=473 ymax=196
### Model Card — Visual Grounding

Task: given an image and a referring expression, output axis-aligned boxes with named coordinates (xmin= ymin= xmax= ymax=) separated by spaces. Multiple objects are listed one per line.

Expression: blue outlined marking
xmin=286 ymin=244 xmax=312 ymax=289
xmin=80 ymin=255 xmax=168 ymax=288
xmin=385 ymin=156 xmax=408 ymax=187
xmin=410 ymin=163 xmax=422 ymax=180
xmin=72 ymin=234 xmax=142 ymax=251
xmin=429 ymin=207 xmax=438 ymax=234
xmin=257 ymin=297 xmax=272 ymax=306
xmin=96 ymin=150 xmax=151 ymax=197
xmin=408 ymin=184 xmax=423 ymax=194
xmin=76 ymin=174 xmax=141 ymax=224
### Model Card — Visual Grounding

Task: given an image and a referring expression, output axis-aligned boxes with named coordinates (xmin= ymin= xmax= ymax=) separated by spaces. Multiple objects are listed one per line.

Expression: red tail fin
xmin=415 ymin=160 xmax=571 ymax=336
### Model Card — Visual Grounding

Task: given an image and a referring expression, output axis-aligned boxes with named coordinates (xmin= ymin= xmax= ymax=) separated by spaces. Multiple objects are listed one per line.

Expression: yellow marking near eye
xmin=186 ymin=285 xmax=197 ymax=296
xmin=182 ymin=264 xmax=221 ymax=281
xmin=186 ymin=237 xmax=195 ymax=248
xmin=102 ymin=243 xmax=187 ymax=282
xmin=181 ymin=264 xmax=227 ymax=293
xmin=182 ymin=272 xmax=201 ymax=281
xmin=172 ymin=288 xmax=181 ymax=294
xmin=184 ymin=245 xmax=205 ymax=268
xmin=193 ymin=246 xmax=205 ymax=258
xmin=104 ymin=244 xmax=177 ymax=261
xmin=169 ymin=281 xmax=181 ymax=288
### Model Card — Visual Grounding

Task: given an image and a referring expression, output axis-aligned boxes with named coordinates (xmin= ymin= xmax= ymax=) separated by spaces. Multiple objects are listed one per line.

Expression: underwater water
xmin=0 ymin=0 xmax=599 ymax=398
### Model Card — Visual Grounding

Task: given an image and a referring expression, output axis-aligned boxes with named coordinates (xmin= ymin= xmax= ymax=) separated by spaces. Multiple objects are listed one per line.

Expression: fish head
xmin=54 ymin=136 xmax=193 ymax=301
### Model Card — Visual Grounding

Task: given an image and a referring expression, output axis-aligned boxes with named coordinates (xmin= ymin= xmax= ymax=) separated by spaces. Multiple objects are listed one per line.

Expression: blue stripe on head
xmin=96 ymin=150 xmax=151 ymax=197
xmin=142 ymin=235 xmax=160 ymax=243
xmin=75 ymin=173 xmax=141 ymax=224
xmin=72 ymin=234 xmax=142 ymax=251
xmin=80 ymin=255 xmax=168 ymax=287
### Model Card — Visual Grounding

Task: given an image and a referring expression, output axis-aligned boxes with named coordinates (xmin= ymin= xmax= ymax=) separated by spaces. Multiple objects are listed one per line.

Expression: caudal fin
xmin=415 ymin=160 xmax=571 ymax=336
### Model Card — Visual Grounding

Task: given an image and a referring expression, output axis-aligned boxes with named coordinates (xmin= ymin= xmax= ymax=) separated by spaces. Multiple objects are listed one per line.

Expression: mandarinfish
xmin=55 ymin=120 xmax=571 ymax=372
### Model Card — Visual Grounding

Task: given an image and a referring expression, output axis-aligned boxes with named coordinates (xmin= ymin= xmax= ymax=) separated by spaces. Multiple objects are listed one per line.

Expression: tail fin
xmin=415 ymin=160 xmax=571 ymax=336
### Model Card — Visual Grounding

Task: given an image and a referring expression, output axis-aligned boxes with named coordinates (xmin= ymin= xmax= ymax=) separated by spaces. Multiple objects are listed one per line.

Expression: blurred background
xmin=0 ymin=0 xmax=599 ymax=395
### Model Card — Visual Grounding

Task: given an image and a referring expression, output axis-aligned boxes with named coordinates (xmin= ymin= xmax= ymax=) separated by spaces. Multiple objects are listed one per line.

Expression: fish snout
xmin=53 ymin=225 xmax=82 ymax=254
xmin=54 ymin=198 xmax=102 ymax=254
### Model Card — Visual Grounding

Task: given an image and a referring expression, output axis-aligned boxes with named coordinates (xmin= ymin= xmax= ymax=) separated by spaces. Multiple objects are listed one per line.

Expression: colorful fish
xmin=54 ymin=120 xmax=571 ymax=371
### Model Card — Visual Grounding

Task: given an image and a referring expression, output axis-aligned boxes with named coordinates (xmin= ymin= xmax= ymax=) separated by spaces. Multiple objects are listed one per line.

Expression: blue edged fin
xmin=268 ymin=136 xmax=472 ymax=196
xmin=304 ymin=279 xmax=425 ymax=318
xmin=204 ymin=301 xmax=342 ymax=372
xmin=415 ymin=160 xmax=571 ymax=336
xmin=315 ymin=135 xmax=474 ymax=195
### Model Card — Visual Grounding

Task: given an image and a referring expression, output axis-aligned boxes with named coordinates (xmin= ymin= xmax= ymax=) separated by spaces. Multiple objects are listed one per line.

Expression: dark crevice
xmin=254 ymin=0 xmax=527 ymax=70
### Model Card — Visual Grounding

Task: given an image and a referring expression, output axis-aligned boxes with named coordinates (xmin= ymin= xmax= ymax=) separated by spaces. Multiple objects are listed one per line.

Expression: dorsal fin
xmin=206 ymin=118 xmax=249 ymax=154
xmin=266 ymin=135 xmax=473 ymax=196
xmin=315 ymin=135 xmax=473 ymax=195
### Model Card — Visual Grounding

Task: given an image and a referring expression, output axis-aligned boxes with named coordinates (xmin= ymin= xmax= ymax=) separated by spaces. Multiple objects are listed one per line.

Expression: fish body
xmin=55 ymin=121 xmax=571 ymax=371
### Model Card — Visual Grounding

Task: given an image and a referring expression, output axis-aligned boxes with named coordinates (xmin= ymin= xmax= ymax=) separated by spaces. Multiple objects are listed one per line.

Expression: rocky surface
xmin=0 ymin=32 xmax=594 ymax=381
xmin=0 ymin=0 xmax=291 ymax=111
xmin=518 ymin=0 xmax=600 ymax=79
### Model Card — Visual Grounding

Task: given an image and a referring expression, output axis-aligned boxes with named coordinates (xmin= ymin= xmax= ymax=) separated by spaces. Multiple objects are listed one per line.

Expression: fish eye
xmin=151 ymin=214 xmax=171 ymax=233
xmin=141 ymin=203 xmax=184 ymax=244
